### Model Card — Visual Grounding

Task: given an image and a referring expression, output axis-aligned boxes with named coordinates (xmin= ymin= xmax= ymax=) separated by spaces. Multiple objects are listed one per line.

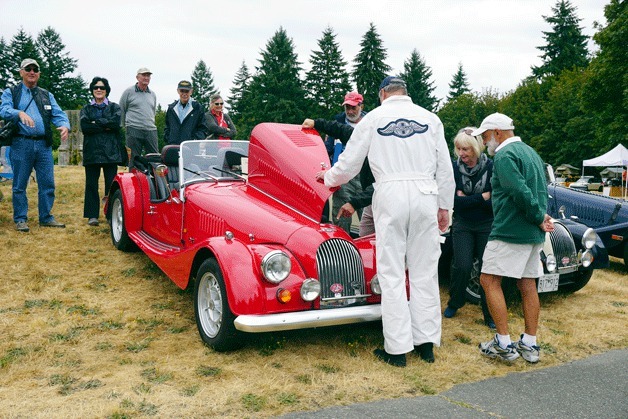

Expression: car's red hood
xmin=247 ymin=123 xmax=332 ymax=222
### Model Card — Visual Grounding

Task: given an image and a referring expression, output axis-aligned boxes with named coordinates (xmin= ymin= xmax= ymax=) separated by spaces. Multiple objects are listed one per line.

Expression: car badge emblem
xmin=561 ymin=256 xmax=570 ymax=266
xmin=330 ymin=283 xmax=343 ymax=297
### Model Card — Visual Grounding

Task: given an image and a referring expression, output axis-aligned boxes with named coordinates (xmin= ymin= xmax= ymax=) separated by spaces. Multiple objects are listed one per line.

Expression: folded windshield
xmin=180 ymin=140 xmax=249 ymax=184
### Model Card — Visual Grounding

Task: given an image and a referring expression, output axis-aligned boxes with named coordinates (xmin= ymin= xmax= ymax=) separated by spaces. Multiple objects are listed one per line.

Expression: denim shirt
xmin=0 ymin=84 xmax=70 ymax=137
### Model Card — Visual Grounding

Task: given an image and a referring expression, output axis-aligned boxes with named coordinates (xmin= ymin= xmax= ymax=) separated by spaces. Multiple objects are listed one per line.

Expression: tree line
xmin=0 ymin=0 xmax=625 ymax=169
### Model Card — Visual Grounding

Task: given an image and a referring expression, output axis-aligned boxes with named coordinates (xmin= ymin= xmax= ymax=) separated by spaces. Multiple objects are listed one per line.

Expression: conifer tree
xmin=191 ymin=59 xmax=217 ymax=110
xmin=446 ymin=63 xmax=471 ymax=101
xmin=304 ymin=27 xmax=352 ymax=118
xmin=228 ymin=61 xmax=252 ymax=139
xmin=244 ymin=27 xmax=308 ymax=138
xmin=229 ymin=61 xmax=251 ymax=119
xmin=352 ymin=23 xmax=391 ymax=110
xmin=36 ymin=26 xmax=88 ymax=109
xmin=0 ymin=38 xmax=12 ymax=89
xmin=531 ymin=0 xmax=589 ymax=79
xmin=398 ymin=49 xmax=438 ymax=112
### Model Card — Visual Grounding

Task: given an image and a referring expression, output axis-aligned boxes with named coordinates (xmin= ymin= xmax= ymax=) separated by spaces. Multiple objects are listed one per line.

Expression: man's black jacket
xmin=314 ymin=118 xmax=374 ymax=210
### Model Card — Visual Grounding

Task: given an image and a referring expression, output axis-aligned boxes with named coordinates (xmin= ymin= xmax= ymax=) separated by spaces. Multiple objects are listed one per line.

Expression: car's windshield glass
xmin=180 ymin=140 xmax=249 ymax=184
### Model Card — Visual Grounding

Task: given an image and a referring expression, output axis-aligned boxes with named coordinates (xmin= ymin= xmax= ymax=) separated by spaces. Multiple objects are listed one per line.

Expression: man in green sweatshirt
xmin=471 ymin=113 xmax=555 ymax=364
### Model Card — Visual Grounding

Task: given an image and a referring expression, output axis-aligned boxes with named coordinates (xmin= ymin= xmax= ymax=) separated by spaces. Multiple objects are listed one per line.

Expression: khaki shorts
xmin=481 ymin=240 xmax=543 ymax=279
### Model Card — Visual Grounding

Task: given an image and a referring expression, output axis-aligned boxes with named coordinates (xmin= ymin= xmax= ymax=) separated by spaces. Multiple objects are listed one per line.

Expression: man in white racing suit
xmin=316 ymin=76 xmax=455 ymax=366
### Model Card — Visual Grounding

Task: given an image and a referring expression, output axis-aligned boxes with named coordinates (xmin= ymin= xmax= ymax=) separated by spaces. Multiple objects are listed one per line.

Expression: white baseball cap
xmin=471 ymin=113 xmax=515 ymax=136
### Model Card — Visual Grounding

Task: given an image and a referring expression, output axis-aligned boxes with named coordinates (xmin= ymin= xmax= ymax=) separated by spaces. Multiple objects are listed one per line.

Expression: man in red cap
xmin=325 ymin=91 xmax=367 ymax=235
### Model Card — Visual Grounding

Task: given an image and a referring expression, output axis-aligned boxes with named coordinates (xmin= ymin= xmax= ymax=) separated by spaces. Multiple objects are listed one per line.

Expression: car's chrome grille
xmin=550 ymin=222 xmax=578 ymax=268
xmin=316 ymin=239 xmax=368 ymax=307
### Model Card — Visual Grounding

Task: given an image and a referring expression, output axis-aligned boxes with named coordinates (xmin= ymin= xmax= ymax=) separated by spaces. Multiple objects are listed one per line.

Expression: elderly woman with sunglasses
xmin=205 ymin=94 xmax=236 ymax=139
xmin=79 ymin=77 xmax=126 ymax=226
xmin=444 ymin=127 xmax=495 ymax=328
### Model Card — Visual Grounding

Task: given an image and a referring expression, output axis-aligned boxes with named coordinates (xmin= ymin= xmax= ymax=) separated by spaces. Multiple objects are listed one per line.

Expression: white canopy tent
xmin=583 ymin=144 xmax=628 ymax=199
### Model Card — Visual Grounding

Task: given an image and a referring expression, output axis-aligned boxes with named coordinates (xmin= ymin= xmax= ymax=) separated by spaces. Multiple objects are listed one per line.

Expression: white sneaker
xmin=514 ymin=335 xmax=540 ymax=363
xmin=479 ymin=334 xmax=520 ymax=363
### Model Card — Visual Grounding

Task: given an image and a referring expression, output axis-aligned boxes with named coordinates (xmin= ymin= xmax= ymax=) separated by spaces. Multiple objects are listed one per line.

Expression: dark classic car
xmin=439 ymin=165 xmax=610 ymax=304
xmin=546 ymin=166 xmax=628 ymax=265
xmin=106 ymin=123 xmax=382 ymax=351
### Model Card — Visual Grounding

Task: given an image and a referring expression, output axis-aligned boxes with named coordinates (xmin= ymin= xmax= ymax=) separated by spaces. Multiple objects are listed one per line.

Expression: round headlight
xmin=370 ymin=275 xmax=381 ymax=295
xmin=300 ymin=278 xmax=320 ymax=301
xmin=545 ymin=254 xmax=557 ymax=272
xmin=261 ymin=250 xmax=291 ymax=284
xmin=581 ymin=228 xmax=597 ymax=250
xmin=581 ymin=250 xmax=594 ymax=268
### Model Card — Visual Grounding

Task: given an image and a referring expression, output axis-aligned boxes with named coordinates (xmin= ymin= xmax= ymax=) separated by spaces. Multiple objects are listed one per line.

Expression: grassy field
xmin=0 ymin=165 xmax=626 ymax=418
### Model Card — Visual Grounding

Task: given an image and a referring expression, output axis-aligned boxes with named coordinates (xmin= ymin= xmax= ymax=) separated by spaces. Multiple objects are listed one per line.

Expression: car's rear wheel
xmin=110 ymin=189 xmax=137 ymax=252
xmin=194 ymin=258 xmax=242 ymax=352
xmin=560 ymin=270 xmax=594 ymax=293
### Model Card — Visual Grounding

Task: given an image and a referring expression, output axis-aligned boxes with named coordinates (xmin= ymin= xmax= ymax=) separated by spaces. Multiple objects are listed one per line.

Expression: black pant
xmin=449 ymin=217 xmax=492 ymax=320
xmin=84 ymin=164 xmax=117 ymax=219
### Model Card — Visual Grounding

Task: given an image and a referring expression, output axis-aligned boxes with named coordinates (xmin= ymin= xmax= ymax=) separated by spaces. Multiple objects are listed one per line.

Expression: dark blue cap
xmin=379 ymin=76 xmax=406 ymax=90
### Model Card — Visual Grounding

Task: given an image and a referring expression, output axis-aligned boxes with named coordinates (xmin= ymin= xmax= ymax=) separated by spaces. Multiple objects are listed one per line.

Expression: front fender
xmin=560 ymin=219 xmax=609 ymax=269
xmin=205 ymin=238 xmax=311 ymax=316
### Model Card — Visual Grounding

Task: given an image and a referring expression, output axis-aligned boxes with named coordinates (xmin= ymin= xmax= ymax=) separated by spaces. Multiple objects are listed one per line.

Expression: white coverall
xmin=324 ymin=95 xmax=455 ymax=355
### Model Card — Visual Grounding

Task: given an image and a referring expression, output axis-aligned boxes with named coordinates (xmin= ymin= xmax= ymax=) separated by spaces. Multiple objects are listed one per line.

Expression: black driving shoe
xmin=373 ymin=348 xmax=406 ymax=367
xmin=414 ymin=343 xmax=435 ymax=363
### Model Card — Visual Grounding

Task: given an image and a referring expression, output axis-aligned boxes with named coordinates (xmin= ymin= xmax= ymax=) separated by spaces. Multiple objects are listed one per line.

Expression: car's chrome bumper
xmin=233 ymin=304 xmax=382 ymax=333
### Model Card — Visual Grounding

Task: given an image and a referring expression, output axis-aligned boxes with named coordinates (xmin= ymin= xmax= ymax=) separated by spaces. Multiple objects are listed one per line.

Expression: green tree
xmin=0 ymin=37 xmax=12 ymax=89
xmin=191 ymin=59 xmax=217 ymax=110
xmin=437 ymin=90 xmax=501 ymax=150
xmin=352 ymin=23 xmax=391 ymax=110
xmin=398 ymin=49 xmax=438 ymax=112
xmin=540 ymin=69 xmax=596 ymax=166
xmin=242 ymin=27 xmax=308 ymax=139
xmin=228 ymin=61 xmax=252 ymax=140
xmin=36 ymin=27 xmax=89 ymax=110
xmin=531 ymin=0 xmax=589 ymax=79
xmin=155 ymin=104 xmax=166 ymax=150
xmin=304 ymin=27 xmax=352 ymax=119
xmin=582 ymin=0 xmax=627 ymax=151
xmin=446 ymin=63 xmax=471 ymax=102
xmin=501 ymin=78 xmax=555 ymax=155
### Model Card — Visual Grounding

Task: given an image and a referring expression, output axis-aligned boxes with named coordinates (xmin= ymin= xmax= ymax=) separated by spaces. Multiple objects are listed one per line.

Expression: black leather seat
xmin=161 ymin=145 xmax=180 ymax=189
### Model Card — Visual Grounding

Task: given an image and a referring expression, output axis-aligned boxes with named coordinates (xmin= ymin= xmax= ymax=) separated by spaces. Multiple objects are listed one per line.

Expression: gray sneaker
xmin=514 ymin=335 xmax=540 ymax=363
xmin=16 ymin=221 xmax=29 ymax=232
xmin=39 ymin=219 xmax=65 ymax=228
xmin=479 ymin=335 xmax=520 ymax=362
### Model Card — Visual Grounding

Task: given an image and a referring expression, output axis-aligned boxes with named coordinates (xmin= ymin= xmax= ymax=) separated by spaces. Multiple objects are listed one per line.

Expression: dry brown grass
xmin=0 ymin=165 xmax=626 ymax=418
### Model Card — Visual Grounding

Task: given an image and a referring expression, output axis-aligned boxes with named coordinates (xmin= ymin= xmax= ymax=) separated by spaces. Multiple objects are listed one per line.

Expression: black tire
xmin=194 ymin=258 xmax=242 ymax=352
xmin=465 ymin=262 xmax=520 ymax=304
xmin=109 ymin=189 xmax=137 ymax=252
xmin=559 ymin=270 xmax=593 ymax=293
xmin=464 ymin=258 xmax=482 ymax=305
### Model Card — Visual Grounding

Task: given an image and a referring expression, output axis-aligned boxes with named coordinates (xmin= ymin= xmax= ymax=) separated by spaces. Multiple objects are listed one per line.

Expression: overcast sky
xmin=1 ymin=0 xmax=608 ymax=110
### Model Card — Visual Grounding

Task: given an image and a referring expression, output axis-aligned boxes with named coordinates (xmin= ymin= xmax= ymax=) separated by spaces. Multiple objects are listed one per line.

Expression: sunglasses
xmin=92 ymin=86 xmax=107 ymax=91
xmin=24 ymin=66 xmax=39 ymax=73
xmin=213 ymin=102 xmax=224 ymax=106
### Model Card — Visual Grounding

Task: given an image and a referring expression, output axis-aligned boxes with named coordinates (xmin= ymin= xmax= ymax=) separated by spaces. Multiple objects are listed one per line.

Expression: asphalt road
xmin=283 ymin=349 xmax=628 ymax=418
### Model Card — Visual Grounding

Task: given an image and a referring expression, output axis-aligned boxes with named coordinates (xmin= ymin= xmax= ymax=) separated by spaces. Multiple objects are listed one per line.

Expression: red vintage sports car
xmin=106 ymin=123 xmax=382 ymax=351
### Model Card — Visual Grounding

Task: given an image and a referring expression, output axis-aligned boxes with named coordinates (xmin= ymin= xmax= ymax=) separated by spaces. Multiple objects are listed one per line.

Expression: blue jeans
xmin=11 ymin=137 xmax=56 ymax=223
